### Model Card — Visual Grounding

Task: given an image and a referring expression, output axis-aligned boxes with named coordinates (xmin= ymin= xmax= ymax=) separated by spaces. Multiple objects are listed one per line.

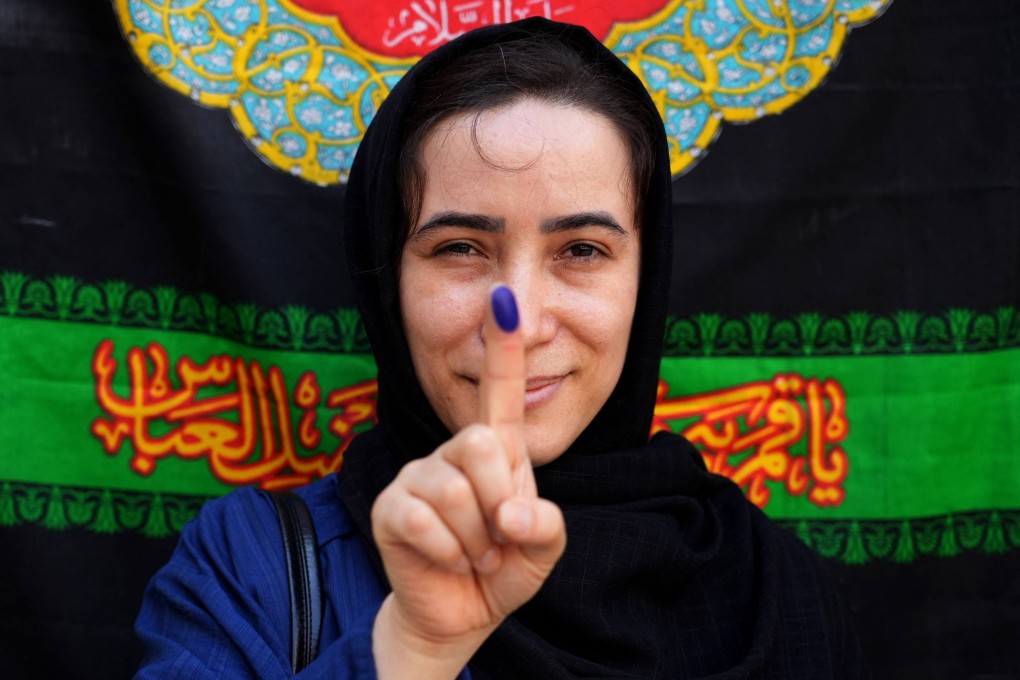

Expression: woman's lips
xmin=463 ymin=374 xmax=567 ymax=410
xmin=524 ymin=375 xmax=565 ymax=410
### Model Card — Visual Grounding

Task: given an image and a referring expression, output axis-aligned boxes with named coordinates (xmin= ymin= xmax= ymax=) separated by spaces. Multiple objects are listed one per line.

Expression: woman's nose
xmin=502 ymin=266 xmax=556 ymax=349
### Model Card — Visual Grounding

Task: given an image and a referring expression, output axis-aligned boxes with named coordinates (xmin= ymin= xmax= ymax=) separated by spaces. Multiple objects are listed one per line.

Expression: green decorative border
xmin=2 ymin=480 xmax=1017 ymax=564
xmin=776 ymin=511 xmax=1020 ymax=564
xmin=663 ymin=308 xmax=1020 ymax=357
xmin=0 ymin=480 xmax=210 ymax=539
xmin=2 ymin=271 xmax=1018 ymax=356
xmin=0 ymin=271 xmax=370 ymax=353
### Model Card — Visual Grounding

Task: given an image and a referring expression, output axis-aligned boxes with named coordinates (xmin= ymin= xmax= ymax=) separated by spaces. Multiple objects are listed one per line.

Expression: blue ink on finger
xmin=491 ymin=285 xmax=519 ymax=332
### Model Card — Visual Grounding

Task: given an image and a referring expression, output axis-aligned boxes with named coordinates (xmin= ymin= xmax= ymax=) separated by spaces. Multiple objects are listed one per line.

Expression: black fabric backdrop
xmin=1 ymin=0 xmax=1018 ymax=677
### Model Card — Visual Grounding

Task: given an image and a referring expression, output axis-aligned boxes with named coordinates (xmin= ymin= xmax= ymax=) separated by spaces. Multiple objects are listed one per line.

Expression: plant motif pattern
xmin=3 ymin=271 xmax=1017 ymax=355
xmin=2 ymin=479 xmax=1014 ymax=564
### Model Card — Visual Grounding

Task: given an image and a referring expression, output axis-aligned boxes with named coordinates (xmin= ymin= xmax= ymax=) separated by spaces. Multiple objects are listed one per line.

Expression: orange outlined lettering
xmin=91 ymin=340 xmax=377 ymax=489
xmin=92 ymin=342 xmax=847 ymax=505
xmin=653 ymin=374 xmax=849 ymax=508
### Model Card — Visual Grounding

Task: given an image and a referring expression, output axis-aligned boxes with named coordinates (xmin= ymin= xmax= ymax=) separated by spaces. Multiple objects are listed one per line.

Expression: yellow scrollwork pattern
xmin=607 ymin=0 xmax=893 ymax=173
xmin=115 ymin=0 xmax=412 ymax=184
xmin=114 ymin=0 xmax=892 ymax=183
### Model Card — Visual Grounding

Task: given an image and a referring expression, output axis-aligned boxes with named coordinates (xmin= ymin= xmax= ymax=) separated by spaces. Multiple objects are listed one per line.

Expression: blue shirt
xmin=134 ymin=475 xmax=472 ymax=679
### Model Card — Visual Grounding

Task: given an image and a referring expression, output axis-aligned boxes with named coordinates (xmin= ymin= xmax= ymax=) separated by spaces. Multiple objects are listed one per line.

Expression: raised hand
xmin=371 ymin=285 xmax=567 ymax=679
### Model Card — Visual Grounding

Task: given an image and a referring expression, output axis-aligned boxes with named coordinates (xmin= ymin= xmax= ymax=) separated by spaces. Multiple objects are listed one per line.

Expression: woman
xmin=136 ymin=17 xmax=866 ymax=679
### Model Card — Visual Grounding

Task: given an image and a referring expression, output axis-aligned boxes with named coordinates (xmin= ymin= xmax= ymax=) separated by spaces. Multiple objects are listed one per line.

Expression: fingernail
xmin=475 ymin=547 xmax=499 ymax=573
xmin=491 ymin=285 xmax=519 ymax=332
xmin=499 ymin=500 xmax=532 ymax=536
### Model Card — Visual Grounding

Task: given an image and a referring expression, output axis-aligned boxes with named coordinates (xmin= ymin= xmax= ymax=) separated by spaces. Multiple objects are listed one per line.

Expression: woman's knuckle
xmin=439 ymin=475 xmax=473 ymax=507
xmin=404 ymin=458 xmax=429 ymax=476
xmin=437 ymin=542 xmax=462 ymax=567
xmin=371 ymin=488 xmax=394 ymax=520
xmin=402 ymin=501 xmax=434 ymax=535
xmin=462 ymin=423 xmax=498 ymax=451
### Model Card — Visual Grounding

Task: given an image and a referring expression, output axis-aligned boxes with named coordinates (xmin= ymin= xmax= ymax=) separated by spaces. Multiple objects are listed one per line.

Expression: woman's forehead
xmin=424 ymin=99 xmax=622 ymax=154
xmin=418 ymin=101 xmax=634 ymax=208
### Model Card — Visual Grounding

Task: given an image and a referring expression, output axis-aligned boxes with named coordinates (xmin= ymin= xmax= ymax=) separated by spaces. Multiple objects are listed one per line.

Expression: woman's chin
xmin=524 ymin=417 xmax=582 ymax=467
xmin=524 ymin=377 xmax=600 ymax=466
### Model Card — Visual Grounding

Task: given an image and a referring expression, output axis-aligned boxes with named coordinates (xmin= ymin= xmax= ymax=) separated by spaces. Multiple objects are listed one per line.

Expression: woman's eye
xmin=437 ymin=242 xmax=475 ymax=256
xmin=564 ymin=243 xmax=602 ymax=260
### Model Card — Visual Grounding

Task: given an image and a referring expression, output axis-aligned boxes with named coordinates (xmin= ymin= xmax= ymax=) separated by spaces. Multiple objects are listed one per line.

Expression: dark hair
xmin=398 ymin=31 xmax=660 ymax=242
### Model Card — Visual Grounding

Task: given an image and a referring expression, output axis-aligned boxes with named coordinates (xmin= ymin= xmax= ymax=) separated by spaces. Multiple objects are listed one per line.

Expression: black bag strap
xmin=266 ymin=490 xmax=323 ymax=674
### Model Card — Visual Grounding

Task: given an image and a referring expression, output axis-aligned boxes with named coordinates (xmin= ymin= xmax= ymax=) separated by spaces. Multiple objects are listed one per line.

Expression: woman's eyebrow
xmin=540 ymin=211 xmax=628 ymax=237
xmin=412 ymin=211 xmax=505 ymax=239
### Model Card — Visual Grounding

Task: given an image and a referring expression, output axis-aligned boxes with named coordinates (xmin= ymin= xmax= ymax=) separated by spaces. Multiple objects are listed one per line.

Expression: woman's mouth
xmin=524 ymin=375 xmax=565 ymax=410
xmin=462 ymin=373 xmax=568 ymax=410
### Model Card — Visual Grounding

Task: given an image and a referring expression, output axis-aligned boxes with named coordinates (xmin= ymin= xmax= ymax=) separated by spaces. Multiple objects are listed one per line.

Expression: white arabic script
xmin=383 ymin=0 xmax=576 ymax=48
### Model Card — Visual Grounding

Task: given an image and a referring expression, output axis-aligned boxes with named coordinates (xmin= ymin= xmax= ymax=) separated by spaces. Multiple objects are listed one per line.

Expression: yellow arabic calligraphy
xmin=652 ymin=373 xmax=848 ymax=508
xmin=92 ymin=342 xmax=848 ymax=507
xmin=91 ymin=340 xmax=377 ymax=489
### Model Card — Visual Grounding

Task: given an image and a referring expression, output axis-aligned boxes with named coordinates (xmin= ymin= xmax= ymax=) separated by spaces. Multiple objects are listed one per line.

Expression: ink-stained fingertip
xmin=491 ymin=285 xmax=519 ymax=333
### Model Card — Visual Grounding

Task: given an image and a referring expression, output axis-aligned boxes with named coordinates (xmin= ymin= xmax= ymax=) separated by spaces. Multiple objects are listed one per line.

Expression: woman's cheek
xmin=425 ymin=279 xmax=487 ymax=342
xmin=574 ymin=283 xmax=638 ymax=349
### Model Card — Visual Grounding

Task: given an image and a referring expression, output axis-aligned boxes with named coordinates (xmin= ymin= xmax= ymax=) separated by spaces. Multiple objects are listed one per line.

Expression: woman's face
xmin=399 ymin=99 xmax=641 ymax=465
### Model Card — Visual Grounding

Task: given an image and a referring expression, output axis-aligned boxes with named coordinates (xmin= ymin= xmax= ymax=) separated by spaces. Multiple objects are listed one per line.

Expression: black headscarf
xmin=339 ymin=17 xmax=866 ymax=679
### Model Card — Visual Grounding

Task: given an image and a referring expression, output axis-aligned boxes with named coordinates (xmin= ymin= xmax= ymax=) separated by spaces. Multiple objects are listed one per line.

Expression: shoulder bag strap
xmin=266 ymin=489 xmax=323 ymax=674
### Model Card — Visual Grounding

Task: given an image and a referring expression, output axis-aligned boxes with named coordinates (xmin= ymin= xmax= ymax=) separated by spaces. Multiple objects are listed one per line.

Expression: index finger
xmin=479 ymin=284 xmax=526 ymax=470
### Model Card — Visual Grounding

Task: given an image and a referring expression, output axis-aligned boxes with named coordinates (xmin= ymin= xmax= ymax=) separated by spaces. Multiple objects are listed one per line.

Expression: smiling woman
xmin=400 ymin=101 xmax=640 ymax=465
xmin=134 ymin=17 xmax=868 ymax=680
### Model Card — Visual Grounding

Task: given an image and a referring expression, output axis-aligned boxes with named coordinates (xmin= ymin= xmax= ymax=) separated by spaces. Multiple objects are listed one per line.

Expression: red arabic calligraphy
xmin=90 ymin=340 xmax=377 ymax=489
xmin=91 ymin=342 xmax=849 ymax=507
xmin=653 ymin=374 xmax=849 ymax=508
